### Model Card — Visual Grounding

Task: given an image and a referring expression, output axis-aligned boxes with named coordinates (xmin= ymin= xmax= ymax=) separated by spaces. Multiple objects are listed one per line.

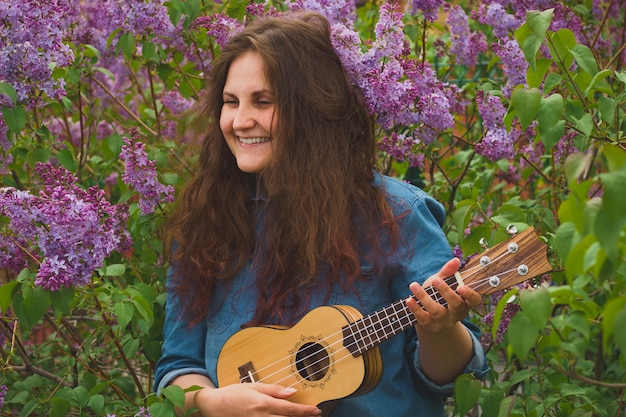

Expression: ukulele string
xmin=247 ymin=250 xmax=519 ymax=386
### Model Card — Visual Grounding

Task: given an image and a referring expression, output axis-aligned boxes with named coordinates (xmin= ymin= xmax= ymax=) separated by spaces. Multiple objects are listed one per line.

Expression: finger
xmin=254 ymin=383 xmax=298 ymax=399
xmin=456 ymin=284 xmax=482 ymax=307
xmin=432 ymin=276 xmax=466 ymax=310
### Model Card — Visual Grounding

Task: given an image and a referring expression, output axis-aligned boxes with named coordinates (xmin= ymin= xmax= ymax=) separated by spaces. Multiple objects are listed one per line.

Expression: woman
xmin=154 ymin=12 xmax=488 ymax=417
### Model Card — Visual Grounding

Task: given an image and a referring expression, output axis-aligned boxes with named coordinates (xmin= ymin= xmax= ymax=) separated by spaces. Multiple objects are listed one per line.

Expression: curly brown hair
xmin=168 ymin=12 xmax=400 ymax=326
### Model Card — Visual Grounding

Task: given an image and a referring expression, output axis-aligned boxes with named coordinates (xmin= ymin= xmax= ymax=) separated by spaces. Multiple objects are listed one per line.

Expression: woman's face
xmin=220 ymin=51 xmax=277 ymax=173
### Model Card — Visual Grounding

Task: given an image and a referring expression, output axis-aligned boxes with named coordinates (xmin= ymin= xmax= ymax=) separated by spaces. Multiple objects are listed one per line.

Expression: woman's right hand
xmin=193 ymin=383 xmax=322 ymax=417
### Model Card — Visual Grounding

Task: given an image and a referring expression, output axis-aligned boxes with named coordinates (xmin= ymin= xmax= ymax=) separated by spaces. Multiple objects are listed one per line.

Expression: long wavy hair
xmin=168 ymin=12 xmax=401 ymax=326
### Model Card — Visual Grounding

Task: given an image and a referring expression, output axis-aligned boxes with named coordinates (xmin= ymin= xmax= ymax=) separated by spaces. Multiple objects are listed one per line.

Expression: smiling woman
xmin=220 ymin=52 xmax=277 ymax=173
xmin=156 ymin=10 xmax=487 ymax=417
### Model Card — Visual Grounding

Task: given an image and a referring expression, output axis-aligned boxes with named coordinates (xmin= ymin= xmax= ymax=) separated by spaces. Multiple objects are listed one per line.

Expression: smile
xmin=239 ymin=137 xmax=271 ymax=144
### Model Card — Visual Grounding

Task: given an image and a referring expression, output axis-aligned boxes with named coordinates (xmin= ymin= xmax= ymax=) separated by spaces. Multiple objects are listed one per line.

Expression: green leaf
xmin=570 ymin=44 xmax=599 ymax=76
xmin=520 ymin=287 xmax=551 ymax=329
xmin=453 ymin=199 xmax=477 ymax=239
xmin=0 ymin=280 xmax=20 ymax=313
xmin=506 ymin=313 xmax=539 ymax=361
xmin=479 ymin=385 xmax=506 ymax=417
xmin=539 ymin=120 xmax=566 ymax=149
xmin=20 ymin=286 xmax=51 ymax=330
xmin=19 ymin=399 xmax=39 ymax=417
xmin=73 ymin=386 xmax=90 ymax=407
xmin=49 ymin=397 xmax=72 ymax=417
xmin=602 ymin=296 xmax=626 ymax=351
xmin=537 ymin=94 xmax=564 ymax=129
xmin=118 ymin=32 xmax=136 ymax=58
xmin=1 ymin=105 xmax=27 ymax=133
xmin=549 ymin=29 xmax=576 ymax=70
xmin=50 ymin=287 xmax=74 ymax=316
xmin=511 ymin=88 xmax=541 ymax=129
xmin=526 ymin=9 xmax=554 ymax=39
xmin=613 ymin=308 xmax=626 ymax=358
xmin=571 ymin=113 xmax=593 ymax=138
xmin=454 ymin=374 xmax=482 ymax=416
xmin=597 ymin=96 xmax=617 ymax=125
xmin=83 ymin=44 xmax=101 ymax=59
xmin=0 ymin=81 xmax=18 ymax=105
xmin=56 ymin=147 xmax=76 ymax=172
xmin=526 ymin=58 xmax=551 ymax=88
xmin=115 ymin=302 xmax=134 ymax=329
xmin=100 ymin=263 xmax=126 ymax=277
xmin=87 ymin=394 xmax=105 ymax=414
xmin=537 ymin=93 xmax=565 ymax=148
xmin=161 ymin=385 xmax=186 ymax=409
xmin=149 ymin=400 xmax=176 ymax=417
xmin=583 ymin=68 xmax=611 ymax=97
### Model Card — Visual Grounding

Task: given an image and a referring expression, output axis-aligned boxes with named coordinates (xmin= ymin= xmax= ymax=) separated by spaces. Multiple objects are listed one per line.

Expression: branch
xmin=559 ymin=366 xmax=626 ymax=389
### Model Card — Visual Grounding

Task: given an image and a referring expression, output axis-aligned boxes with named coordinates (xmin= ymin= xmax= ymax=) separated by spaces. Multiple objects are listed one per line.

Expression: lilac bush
xmin=0 ymin=0 xmax=624 ymax=415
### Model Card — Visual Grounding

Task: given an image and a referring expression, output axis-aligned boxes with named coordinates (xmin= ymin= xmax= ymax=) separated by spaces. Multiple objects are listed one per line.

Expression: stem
xmin=559 ymin=365 xmax=626 ymax=389
xmin=77 ymin=81 xmax=86 ymax=182
xmin=147 ymin=62 xmax=162 ymax=136
xmin=89 ymin=75 xmax=158 ymax=137
xmin=96 ymin=298 xmax=147 ymax=398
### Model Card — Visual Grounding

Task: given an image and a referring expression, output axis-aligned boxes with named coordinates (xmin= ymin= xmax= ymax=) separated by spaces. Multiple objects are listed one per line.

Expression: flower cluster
xmin=481 ymin=291 xmax=521 ymax=347
xmin=0 ymin=163 xmax=131 ymax=291
xmin=331 ymin=2 xmax=459 ymax=155
xmin=475 ymin=91 xmax=517 ymax=161
xmin=491 ymin=39 xmax=528 ymax=97
xmin=445 ymin=4 xmax=487 ymax=66
xmin=0 ymin=385 xmax=7 ymax=409
xmin=409 ymin=0 xmax=444 ymax=22
xmin=0 ymin=0 xmax=75 ymax=107
xmin=195 ymin=13 xmax=245 ymax=49
xmin=120 ymin=128 xmax=175 ymax=215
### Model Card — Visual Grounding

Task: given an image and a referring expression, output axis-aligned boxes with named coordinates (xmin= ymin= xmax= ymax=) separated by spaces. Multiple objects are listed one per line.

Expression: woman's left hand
xmin=406 ymin=258 xmax=482 ymax=333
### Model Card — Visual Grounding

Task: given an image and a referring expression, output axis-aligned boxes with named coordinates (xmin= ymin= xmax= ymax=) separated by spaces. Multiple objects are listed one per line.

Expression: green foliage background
xmin=0 ymin=0 xmax=625 ymax=416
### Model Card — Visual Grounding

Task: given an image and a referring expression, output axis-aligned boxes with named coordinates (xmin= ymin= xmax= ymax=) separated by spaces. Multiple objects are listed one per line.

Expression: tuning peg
xmin=505 ymin=224 xmax=518 ymax=235
xmin=479 ymin=237 xmax=489 ymax=249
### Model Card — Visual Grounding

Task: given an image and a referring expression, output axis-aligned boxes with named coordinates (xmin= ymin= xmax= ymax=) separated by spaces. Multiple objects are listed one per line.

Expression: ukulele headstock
xmin=460 ymin=226 xmax=552 ymax=295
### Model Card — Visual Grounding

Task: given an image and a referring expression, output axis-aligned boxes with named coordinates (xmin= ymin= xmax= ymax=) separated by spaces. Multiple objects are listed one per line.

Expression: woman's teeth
xmin=239 ymin=137 xmax=270 ymax=144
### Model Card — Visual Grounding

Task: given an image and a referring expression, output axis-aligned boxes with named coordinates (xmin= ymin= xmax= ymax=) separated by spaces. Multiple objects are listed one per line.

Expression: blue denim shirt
xmin=154 ymin=174 xmax=488 ymax=416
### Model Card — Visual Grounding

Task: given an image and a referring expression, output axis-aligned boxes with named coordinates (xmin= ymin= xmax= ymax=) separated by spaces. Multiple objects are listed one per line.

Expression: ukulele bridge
xmin=238 ymin=361 xmax=257 ymax=383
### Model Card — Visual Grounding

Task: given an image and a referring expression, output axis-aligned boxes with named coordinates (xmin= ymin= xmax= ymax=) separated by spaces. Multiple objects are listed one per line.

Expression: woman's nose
xmin=232 ymin=105 xmax=255 ymax=130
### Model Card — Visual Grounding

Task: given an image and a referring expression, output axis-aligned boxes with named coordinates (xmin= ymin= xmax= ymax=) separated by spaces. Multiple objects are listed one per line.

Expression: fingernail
xmin=284 ymin=387 xmax=297 ymax=394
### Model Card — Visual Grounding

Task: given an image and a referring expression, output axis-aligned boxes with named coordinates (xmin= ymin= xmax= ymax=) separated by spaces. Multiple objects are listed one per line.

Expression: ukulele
xmin=216 ymin=226 xmax=552 ymax=414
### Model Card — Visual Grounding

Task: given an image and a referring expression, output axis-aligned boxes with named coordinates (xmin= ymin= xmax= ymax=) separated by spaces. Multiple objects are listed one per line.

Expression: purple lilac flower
xmin=481 ymin=290 xmax=521 ymax=347
xmin=0 ymin=163 xmax=131 ymax=290
xmin=553 ymin=129 xmax=579 ymax=165
xmin=418 ymin=92 xmax=454 ymax=131
xmin=290 ymin=0 xmax=357 ymax=24
xmin=378 ymin=132 xmax=425 ymax=168
xmin=472 ymin=3 xmax=521 ymax=39
xmin=410 ymin=0 xmax=444 ymax=22
xmin=0 ymin=0 xmax=75 ymax=107
xmin=0 ymin=385 xmax=7 ymax=408
xmin=120 ymin=129 xmax=175 ymax=215
xmin=246 ymin=3 xmax=281 ymax=18
xmin=476 ymin=90 xmax=506 ymax=131
xmin=135 ymin=406 xmax=151 ymax=417
xmin=195 ymin=13 xmax=245 ymax=49
xmin=492 ymin=39 xmax=528 ymax=97
xmin=445 ymin=4 xmax=488 ymax=66
xmin=475 ymin=90 xmax=519 ymax=161
xmin=0 ymin=117 xmax=12 ymax=172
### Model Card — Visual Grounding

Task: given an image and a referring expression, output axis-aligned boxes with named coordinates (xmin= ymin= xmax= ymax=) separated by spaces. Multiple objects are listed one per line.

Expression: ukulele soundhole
xmin=295 ymin=342 xmax=330 ymax=381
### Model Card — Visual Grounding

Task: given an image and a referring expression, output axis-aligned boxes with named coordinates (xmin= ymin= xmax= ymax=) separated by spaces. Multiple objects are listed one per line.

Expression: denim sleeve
xmin=390 ymin=186 xmax=489 ymax=395
xmin=153 ymin=268 xmax=211 ymax=393
xmin=413 ymin=320 xmax=489 ymax=395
